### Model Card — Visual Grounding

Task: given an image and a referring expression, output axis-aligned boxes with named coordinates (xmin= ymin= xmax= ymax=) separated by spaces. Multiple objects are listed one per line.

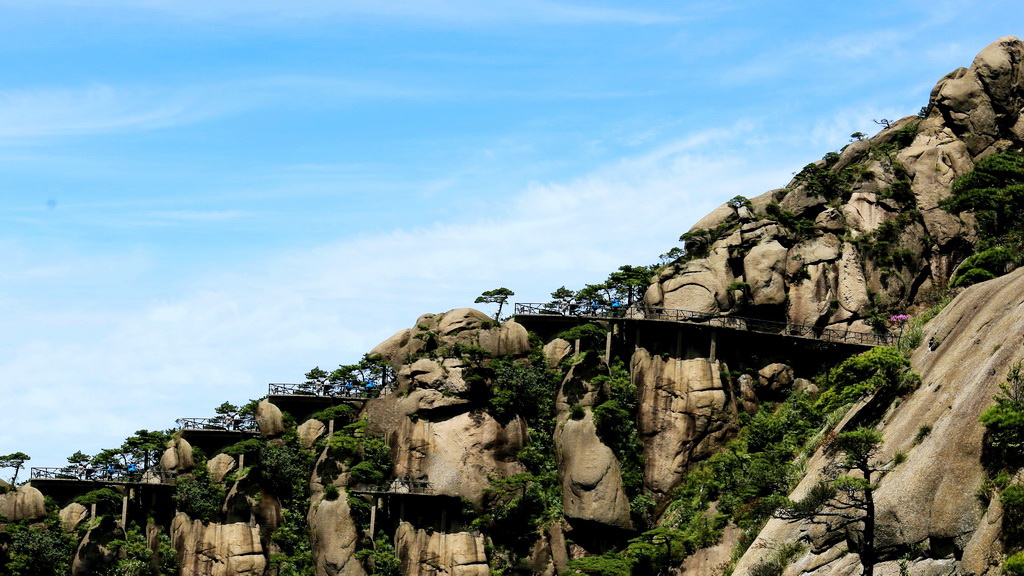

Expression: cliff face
xmin=7 ymin=36 xmax=1024 ymax=576
xmin=648 ymin=35 xmax=1024 ymax=332
xmin=733 ymin=266 xmax=1024 ymax=576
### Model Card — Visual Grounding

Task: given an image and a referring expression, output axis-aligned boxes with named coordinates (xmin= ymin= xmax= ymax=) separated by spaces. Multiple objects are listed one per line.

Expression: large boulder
xmin=743 ymin=240 xmax=789 ymax=307
xmin=390 ymin=405 xmax=526 ymax=505
xmin=0 ymin=485 xmax=46 ymax=521
xmin=171 ymin=513 xmax=266 ymax=576
xmin=308 ymin=492 xmax=366 ymax=576
xmin=555 ymin=411 xmax=632 ymax=529
xmin=255 ymin=399 xmax=285 ymax=436
xmin=372 ymin=309 xmax=530 ymax=368
xmin=395 ymin=521 xmax=489 ymax=576
xmin=632 ymin=349 xmax=734 ymax=497
xmin=160 ymin=436 xmax=195 ymax=472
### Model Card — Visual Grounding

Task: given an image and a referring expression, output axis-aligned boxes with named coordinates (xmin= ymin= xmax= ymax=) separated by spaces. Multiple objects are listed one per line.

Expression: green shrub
xmin=941 ymin=151 xmax=1024 ymax=246
xmin=816 ymin=347 xmax=916 ymax=412
xmin=951 ymin=246 xmax=1019 ymax=287
xmin=0 ymin=515 xmax=77 ymax=576
xmin=1001 ymin=483 xmax=1024 ymax=542
xmin=173 ymin=464 xmax=226 ymax=523
xmin=914 ymin=424 xmax=932 ymax=444
xmin=979 ymin=362 xmax=1024 ymax=467
xmin=1005 ymin=551 xmax=1024 ymax=575
xmin=569 ymin=404 xmax=585 ymax=420
xmin=310 ymin=403 xmax=358 ymax=423
xmin=356 ymin=537 xmax=401 ymax=576
xmin=563 ymin=552 xmax=634 ymax=576
xmin=323 ymin=484 xmax=340 ymax=501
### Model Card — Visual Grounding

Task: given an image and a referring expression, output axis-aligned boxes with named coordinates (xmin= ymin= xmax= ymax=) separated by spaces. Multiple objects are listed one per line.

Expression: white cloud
xmin=0 ymin=120 xmax=796 ymax=467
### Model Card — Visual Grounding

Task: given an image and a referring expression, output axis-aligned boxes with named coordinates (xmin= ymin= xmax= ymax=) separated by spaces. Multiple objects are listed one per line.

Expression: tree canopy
xmin=0 ymin=452 xmax=30 ymax=485
xmin=475 ymin=287 xmax=515 ymax=320
xmin=941 ymin=150 xmax=1024 ymax=285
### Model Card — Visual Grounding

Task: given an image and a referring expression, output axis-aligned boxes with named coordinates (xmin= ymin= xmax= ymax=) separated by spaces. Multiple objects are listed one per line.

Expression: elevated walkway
xmin=29 ymin=467 xmax=177 ymax=525
xmin=514 ymin=303 xmax=891 ymax=377
xmin=265 ymin=380 xmax=393 ymax=421
xmin=514 ymin=303 xmax=893 ymax=348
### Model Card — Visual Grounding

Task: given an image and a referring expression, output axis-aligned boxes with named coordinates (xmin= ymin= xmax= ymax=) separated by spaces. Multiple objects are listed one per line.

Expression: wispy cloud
xmin=0 ymin=121 xmax=794 ymax=465
xmin=0 ymin=85 xmax=197 ymax=139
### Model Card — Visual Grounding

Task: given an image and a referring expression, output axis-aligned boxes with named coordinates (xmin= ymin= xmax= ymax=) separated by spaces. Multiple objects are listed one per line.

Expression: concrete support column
xmin=119 ymin=495 xmax=129 ymax=529
xmin=605 ymin=329 xmax=613 ymax=366
xmin=710 ymin=330 xmax=718 ymax=363
xmin=369 ymin=496 xmax=379 ymax=538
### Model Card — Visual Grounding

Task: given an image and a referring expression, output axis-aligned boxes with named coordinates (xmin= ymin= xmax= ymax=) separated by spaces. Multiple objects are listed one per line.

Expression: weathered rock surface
xmin=59 ymin=502 xmax=90 ymax=531
xmin=390 ymin=405 xmax=526 ymax=505
xmin=0 ymin=485 xmax=46 ymax=521
xmin=632 ymin=349 xmax=734 ymax=497
xmin=298 ymin=418 xmax=327 ymax=449
xmin=171 ymin=513 xmax=266 ymax=576
xmin=160 ymin=436 xmax=195 ymax=472
xmin=255 ymin=399 xmax=285 ymax=437
xmin=372 ymin=309 xmax=530 ymax=371
xmin=208 ymin=453 xmax=238 ymax=484
xmin=394 ymin=521 xmax=489 ymax=576
xmin=307 ymin=493 xmax=365 ymax=576
xmin=555 ymin=411 xmax=632 ymax=529
xmin=649 ymin=36 xmax=1024 ymax=331
xmin=734 ymin=266 xmax=1024 ymax=575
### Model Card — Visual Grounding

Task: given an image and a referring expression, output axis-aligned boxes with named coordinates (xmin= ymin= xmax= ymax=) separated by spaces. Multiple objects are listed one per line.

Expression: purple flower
xmin=889 ymin=314 xmax=910 ymax=323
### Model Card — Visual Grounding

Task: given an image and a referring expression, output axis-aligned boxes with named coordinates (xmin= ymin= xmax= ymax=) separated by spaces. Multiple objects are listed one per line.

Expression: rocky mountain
xmin=3 ymin=36 xmax=1024 ymax=576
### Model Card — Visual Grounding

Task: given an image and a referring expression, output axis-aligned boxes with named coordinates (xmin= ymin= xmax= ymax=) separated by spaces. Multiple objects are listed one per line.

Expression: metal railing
xmin=175 ymin=416 xmax=258 ymax=432
xmin=513 ymin=303 xmax=894 ymax=347
xmin=267 ymin=382 xmax=388 ymax=399
xmin=30 ymin=466 xmax=176 ymax=484
xmin=350 ymin=478 xmax=435 ymax=495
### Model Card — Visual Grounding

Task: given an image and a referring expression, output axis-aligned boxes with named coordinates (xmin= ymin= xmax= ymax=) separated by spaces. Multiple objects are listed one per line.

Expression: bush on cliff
xmin=174 ymin=461 xmax=226 ymax=523
xmin=0 ymin=513 xmax=76 ymax=576
xmin=980 ymin=362 xmax=1024 ymax=468
xmin=941 ymin=150 xmax=1024 ymax=286
xmin=815 ymin=346 xmax=916 ymax=412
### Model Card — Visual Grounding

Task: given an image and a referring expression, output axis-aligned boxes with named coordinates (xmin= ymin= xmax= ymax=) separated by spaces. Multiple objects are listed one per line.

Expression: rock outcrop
xmin=734 ymin=266 xmax=1024 ymax=575
xmin=171 ymin=513 xmax=266 ymax=576
xmin=0 ymin=485 xmax=46 ymax=521
xmin=395 ymin=521 xmax=489 ymax=576
xmin=649 ymin=36 xmax=1024 ymax=332
xmin=632 ymin=349 xmax=734 ymax=497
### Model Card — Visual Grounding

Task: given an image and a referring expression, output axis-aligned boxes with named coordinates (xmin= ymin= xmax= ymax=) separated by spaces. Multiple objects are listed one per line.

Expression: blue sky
xmin=1 ymin=0 xmax=1021 ymax=470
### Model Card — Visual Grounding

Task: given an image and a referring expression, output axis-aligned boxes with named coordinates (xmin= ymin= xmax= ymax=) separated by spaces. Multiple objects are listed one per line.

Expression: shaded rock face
xmin=389 ymin=398 xmax=527 ymax=505
xmin=733 ymin=267 xmax=1024 ymax=575
xmin=649 ymin=36 xmax=1024 ymax=329
xmin=171 ymin=513 xmax=266 ymax=576
xmin=394 ymin=521 xmax=489 ymax=576
xmin=59 ymin=502 xmax=90 ymax=531
xmin=632 ymin=349 xmax=734 ymax=498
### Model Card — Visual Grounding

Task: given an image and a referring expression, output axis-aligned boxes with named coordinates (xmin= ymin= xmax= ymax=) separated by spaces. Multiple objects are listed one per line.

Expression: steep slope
xmin=733 ymin=266 xmax=1024 ymax=576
